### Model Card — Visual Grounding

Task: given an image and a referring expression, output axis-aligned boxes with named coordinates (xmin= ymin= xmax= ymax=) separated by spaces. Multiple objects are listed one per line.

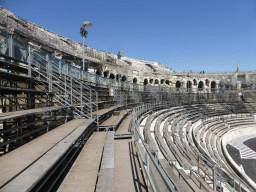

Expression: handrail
xmin=132 ymin=102 xmax=176 ymax=192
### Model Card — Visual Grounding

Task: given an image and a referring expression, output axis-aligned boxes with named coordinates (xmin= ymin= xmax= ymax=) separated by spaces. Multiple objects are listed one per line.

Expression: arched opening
xmin=176 ymin=81 xmax=181 ymax=88
xmin=116 ymin=74 xmax=121 ymax=80
xmin=110 ymin=73 xmax=115 ymax=79
xmin=150 ymin=79 xmax=154 ymax=84
xmin=211 ymin=81 xmax=216 ymax=89
xmin=198 ymin=81 xmax=204 ymax=89
xmin=205 ymin=79 xmax=210 ymax=87
xmin=187 ymin=80 xmax=192 ymax=88
xmin=133 ymin=77 xmax=137 ymax=84
xmin=193 ymin=79 xmax=197 ymax=86
xmin=144 ymin=79 xmax=148 ymax=85
xmin=121 ymin=76 xmax=126 ymax=82
xmin=165 ymin=80 xmax=170 ymax=85
xmin=161 ymin=79 xmax=165 ymax=84
xmin=103 ymin=71 xmax=108 ymax=78
xmin=155 ymin=79 xmax=159 ymax=84
xmin=96 ymin=70 xmax=102 ymax=76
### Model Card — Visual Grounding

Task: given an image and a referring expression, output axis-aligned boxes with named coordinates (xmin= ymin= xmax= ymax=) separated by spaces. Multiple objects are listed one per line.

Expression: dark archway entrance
xmin=176 ymin=81 xmax=181 ymax=88
xmin=198 ymin=81 xmax=204 ymax=89
xmin=96 ymin=70 xmax=102 ymax=76
xmin=104 ymin=71 xmax=108 ymax=78
xmin=144 ymin=79 xmax=148 ymax=85
xmin=122 ymin=76 xmax=126 ymax=82
xmin=187 ymin=80 xmax=192 ymax=88
xmin=110 ymin=73 xmax=115 ymax=79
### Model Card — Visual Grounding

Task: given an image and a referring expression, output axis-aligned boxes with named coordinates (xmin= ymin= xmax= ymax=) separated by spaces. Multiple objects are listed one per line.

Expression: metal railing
xmin=132 ymin=102 xmax=176 ymax=192
xmin=29 ymin=50 xmax=98 ymax=123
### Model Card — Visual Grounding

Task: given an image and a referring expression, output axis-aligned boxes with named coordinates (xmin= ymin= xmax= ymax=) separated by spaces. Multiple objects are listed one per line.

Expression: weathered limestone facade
xmin=0 ymin=7 xmax=255 ymax=89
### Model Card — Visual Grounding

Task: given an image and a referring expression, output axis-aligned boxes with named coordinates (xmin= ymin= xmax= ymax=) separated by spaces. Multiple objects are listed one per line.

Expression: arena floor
xmin=226 ymin=137 xmax=256 ymax=183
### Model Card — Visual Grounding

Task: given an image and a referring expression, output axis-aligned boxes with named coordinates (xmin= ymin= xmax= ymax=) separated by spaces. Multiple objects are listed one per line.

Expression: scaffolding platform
xmin=57 ymin=132 xmax=107 ymax=192
xmin=0 ymin=106 xmax=68 ymax=121
xmin=89 ymin=105 xmax=123 ymax=117
xmin=98 ymin=109 xmax=131 ymax=131
xmin=115 ymin=114 xmax=133 ymax=137
xmin=0 ymin=118 xmax=94 ymax=191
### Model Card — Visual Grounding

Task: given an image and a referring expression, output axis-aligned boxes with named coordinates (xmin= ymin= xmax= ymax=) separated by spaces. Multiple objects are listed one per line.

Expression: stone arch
xmin=176 ymin=81 xmax=181 ymax=88
xmin=144 ymin=78 xmax=148 ymax=85
xmin=122 ymin=76 xmax=127 ymax=82
xmin=205 ymin=79 xmax=210 ymax=87
xmin=155 ymin=79 xmax=159 ymax=84
xmin=211 ymin=81 xmax=216 ymax=89
xmin=96 ymin=69 xmax=102 ymax=76
xmin=103 ymin=71 xmax=109 ymax=78
xmin=150 ymin=79 xmax=154 ymax=84
xmin=116 ymin=74 xmax=121 ymax=80
xmin=187 ymin=80 xmax=192 ymax=88
xmin=198 ymin=81 xmax=204 ymax=89
xmin=110 ymin=73 xmax=115 ymax=79
xmin=165 ymin=80 xmax=170 ymax=85
xmin=193 ymin=79 xmax=197 ymax=86
xmin=133 ymin=77 xmax=137 ymax=84
xmin=161 ymin=79 xmax=165 ymax=84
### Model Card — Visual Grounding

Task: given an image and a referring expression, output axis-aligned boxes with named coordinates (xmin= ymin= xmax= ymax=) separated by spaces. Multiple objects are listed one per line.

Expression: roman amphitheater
xmin=1 ymin=7 xmax=256 ymax=192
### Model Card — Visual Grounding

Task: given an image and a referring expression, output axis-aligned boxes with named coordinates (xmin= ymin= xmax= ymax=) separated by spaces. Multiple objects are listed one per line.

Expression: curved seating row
xmin=141 ymin=106 xmax=215 ymax=191
xmin=138 ymin=102 xmax=255 ymax=192
xmin=192 ymin=112 xmax=255 ymax=191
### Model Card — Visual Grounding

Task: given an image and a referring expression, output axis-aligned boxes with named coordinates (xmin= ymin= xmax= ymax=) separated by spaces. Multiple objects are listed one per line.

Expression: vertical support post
xmin=96 ymin=92 xmax=99 ymax=131
xmin=145 ymin=143 xmax=150 ymax=187
xmin=18 ymin=118 xmax=23 ymax=146
xmin=9 ymin=33 xmax=13 ymax=58
xmin=64 ymin=74 xmax=67 ymax=103
xmin=80 ymin=83 xmax=83 ymax=117
xmin=90 ymin=89 xmax=92 ymax=118
xmin=233 ymin=177 xmax=235 ymax=191
xmin=213 ymin=165 xmax=216 ymax=192
xmin=66 ymin=63 xmax=69 ymax=75
xmin=59 ymin=60 xmax=61 ymax=74
xmin=70 ymin=76 xmax=73 ymax=105
xmin=82 ymin=36 xmax=85 ymax=71
xmin=46 ymin=54 xmax=52 ymax=92
xmin=28 ymin=44 xmax=31 ymax=77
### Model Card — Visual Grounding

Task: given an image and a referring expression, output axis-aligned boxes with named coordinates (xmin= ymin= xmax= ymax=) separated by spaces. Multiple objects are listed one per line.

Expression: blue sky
xmin=1 ymin=0 xmax=256 ymax=73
